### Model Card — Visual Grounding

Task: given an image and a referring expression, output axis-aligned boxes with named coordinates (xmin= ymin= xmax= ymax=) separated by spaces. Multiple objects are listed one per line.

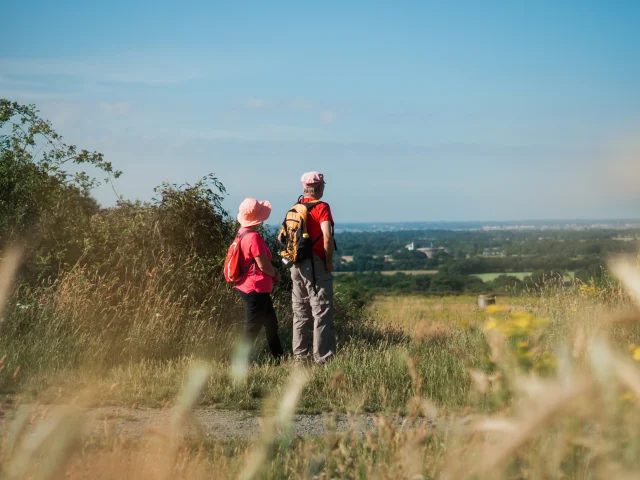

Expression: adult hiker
xmin=227 ymin=197 xmax=284 ymax=361
xmin=279 ymin=172 xmax=336 ymax=364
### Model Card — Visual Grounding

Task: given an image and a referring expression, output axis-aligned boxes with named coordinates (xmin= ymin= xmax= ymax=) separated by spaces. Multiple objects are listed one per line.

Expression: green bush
xmin=1 ymin=99 xmax=377 ymax=391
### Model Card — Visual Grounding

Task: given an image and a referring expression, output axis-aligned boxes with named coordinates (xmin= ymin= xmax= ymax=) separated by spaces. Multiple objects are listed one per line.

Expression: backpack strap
xmin=302 ymin=201 xmax=334 ymax=247
xmin=303 ymin=200 xmax=325 ymax=212
xmin=237 ymin=230 xmax=259 ymax=276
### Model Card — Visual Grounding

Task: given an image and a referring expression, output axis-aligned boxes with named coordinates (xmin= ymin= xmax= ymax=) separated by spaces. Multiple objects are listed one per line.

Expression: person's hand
xmin=274 ymin=271 xmax=282 ymax=283
xmin=325 ymin=261 xmax=334 ymax=273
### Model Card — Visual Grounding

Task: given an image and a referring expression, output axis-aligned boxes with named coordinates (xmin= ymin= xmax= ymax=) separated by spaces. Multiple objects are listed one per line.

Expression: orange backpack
xmin=279 ymin=198 xmax=336 ymax=294
xmin=223 ymin=231 xmax=256 ymax=283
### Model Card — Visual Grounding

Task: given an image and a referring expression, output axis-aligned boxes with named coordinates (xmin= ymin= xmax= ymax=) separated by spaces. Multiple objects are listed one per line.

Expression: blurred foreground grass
xmin=6 ymin=257 xmax=640 ymax=478
xmin=6 ymin=289 xmax=640 ymax=415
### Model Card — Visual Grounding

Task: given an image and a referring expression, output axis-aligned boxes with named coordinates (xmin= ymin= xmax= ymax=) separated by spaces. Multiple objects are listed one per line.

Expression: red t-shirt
xmin=300 ymin=197 xmax=333 ymax=260
xmin=234 ymin=228 xmax=273 ymax=293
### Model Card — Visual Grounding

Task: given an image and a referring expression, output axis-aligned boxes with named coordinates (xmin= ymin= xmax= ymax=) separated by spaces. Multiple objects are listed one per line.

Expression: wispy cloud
xmin=0 ymin=57 xmax=201 ymax=87
xmin=98 ymin=102 xmax=132 ymax=115
xmin=0 ymin=75 xmax=44 ymax=89
xmin=173 ymin=123 xmax=329 ymax=143
xmin=239 ymin=97 xmax=338 ymax=124
xmin=244 ymin=98 xmax=269 ymax=109
xmin=242 ymin=98 xmax=315 ymax=111
xmin=290 ymin=98 xmax=314 ymax=110
xmin=0 ymin=99 xmax=135 ymax=132
xmin=0 ymin=90 xmax=75 ymax=101
xmin=319 ymin=109 xmax=338 ymax=125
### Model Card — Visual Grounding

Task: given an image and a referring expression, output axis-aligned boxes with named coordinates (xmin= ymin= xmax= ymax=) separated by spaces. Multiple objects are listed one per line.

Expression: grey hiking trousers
xmin=291 ymin=255 xmax=335 ymax=363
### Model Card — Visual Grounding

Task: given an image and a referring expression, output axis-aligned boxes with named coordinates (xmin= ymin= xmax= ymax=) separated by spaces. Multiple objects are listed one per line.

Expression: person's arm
xmin=255 ymin=254 xmax=281 ymax=282
xmin=320 ymin=221 xmax=334 ymax=273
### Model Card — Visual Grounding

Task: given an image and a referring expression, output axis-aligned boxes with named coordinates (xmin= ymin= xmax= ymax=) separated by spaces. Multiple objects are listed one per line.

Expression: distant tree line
xmin=334 ymin=228 xmax=639 ymax=276
xmin=335 ymin=266 xmax=607 ymax=303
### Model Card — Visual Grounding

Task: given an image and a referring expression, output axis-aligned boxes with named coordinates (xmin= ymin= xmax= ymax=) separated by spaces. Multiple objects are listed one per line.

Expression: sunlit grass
xmin=5 ymin=245 xmax=640 ymax=478
xmin=368 ymin=294 xmax=523 ymax=333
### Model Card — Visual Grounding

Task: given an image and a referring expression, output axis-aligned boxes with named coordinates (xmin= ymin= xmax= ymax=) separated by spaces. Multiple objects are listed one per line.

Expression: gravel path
xmin=1 ymin=405 xmax=437 ymax=440
xmin=88 ymin=406 xmax=381 ymax=439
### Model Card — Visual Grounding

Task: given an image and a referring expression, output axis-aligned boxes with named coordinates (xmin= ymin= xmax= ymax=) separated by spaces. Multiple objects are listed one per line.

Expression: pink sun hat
xmin=301 ymin=171 xmax=326 ymax=187
xmin=237 ymin=198 xmax=272 ymax=227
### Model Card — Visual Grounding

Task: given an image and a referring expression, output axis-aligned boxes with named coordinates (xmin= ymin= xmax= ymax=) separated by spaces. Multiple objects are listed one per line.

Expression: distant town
xmin=332 ymin=222 xmax=640 ymax=295
xmin=334 ymin=220 xmax=640 ymax=233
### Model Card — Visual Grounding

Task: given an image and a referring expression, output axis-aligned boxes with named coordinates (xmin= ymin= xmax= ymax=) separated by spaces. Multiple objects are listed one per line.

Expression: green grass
xmin=3 ymin=283 xmax=489 ymax=413
xmin=472 ymin=271 xmax=575 ymax=282
xmin=472 ymin=272 xmax=533 ymax=281
xmin=3 ymin=290 xmax=586 ymax=414
xmin=15 ymin=330 xmax=485 ymax=413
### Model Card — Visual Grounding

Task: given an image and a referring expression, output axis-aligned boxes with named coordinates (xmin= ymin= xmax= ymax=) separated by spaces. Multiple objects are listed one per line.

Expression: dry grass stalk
xmin=2 ymin=405 xmax=32 ymax=457
xmin=231 ymin=341 xmax=251 ymax=387
xmin=240 ymin=365 xmax=310 ymax=480
xmin=6 ymin=406 xmax=84 ymax=480
xmin=468 ymin=369 xmax=489 ymax=394
xmin=444 ymin=377 xmax=593 ymax=479
xmin=403 ymin=353 xmax=423 ymax=395
xmin=171 ymin=363 xmax=211 ymax=431
xmin=607 ymin=346 xmax=640 ymax=401
xmin=609 ymin=256 xmax=640 ymax=308
xmin=0 ymin=246 xmax=23 ymax=317
xmin=573 ymin=325 xmax=586 ymax=358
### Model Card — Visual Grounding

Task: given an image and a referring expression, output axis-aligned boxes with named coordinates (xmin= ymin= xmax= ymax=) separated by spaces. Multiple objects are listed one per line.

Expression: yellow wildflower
xmin=486 ymin=304 xmax=509 ymax=314
xmin=579 ymin=282 xmax=599 ymax=298
xmin=484 ymin=318 xmax=497 ymax=330
xmin=513 ymin=314 xmax=532 ymax=330
xmin=632 ymin=347 xmax=640 ymax=361
xmin=621 ymin=392 xmax=634 ymax=402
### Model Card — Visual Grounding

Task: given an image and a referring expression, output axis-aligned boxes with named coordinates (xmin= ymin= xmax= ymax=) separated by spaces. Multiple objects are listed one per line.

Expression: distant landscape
xmin=332 ymin=224 xmax=640 ymax=297
xmin=333 ymin=220 xmax=640 ymax=233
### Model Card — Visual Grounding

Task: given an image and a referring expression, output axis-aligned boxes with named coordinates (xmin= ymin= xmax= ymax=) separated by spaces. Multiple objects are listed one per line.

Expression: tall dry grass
xmin=3 ymin=246 xmax=640 ymax=478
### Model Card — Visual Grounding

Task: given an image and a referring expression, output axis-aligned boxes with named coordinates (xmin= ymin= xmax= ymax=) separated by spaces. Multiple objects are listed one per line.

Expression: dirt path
xmin=1 ymin=405 xmax=436 ymax=440
xmin=88 ymin=406 xmax=380 ymax=439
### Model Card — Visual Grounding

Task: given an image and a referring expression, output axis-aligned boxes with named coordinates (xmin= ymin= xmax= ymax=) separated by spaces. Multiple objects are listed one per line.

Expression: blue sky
xmin=2 ymin=0 xmax=639 ymax=222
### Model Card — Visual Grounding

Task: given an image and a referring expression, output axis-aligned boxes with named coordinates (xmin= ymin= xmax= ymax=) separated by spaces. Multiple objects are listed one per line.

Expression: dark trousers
xmin=237 ymin=290 xmax=284 ymax=359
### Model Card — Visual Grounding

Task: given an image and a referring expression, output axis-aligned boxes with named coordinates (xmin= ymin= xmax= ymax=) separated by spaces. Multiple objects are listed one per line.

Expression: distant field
xmin=472 ymin=272 xmax=532 ymax=281
xmin=334 ymin=270 xmax=438 ymax=276
xmin=473 ymin=271 xmax=575 ymax=282
xmin=380 ymin=270 xmax=438 ymax=276
xmin=369 ymin=294 xmax=529 ymax=332
xmin=335 ymin=270 xmax=576 ymax=281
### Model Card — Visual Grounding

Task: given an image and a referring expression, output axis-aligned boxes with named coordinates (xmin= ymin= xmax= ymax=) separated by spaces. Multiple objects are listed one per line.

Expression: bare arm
xmin=255 ymin=253 xmax=281 ymax=282
xmin=320 ymin=221 xmax=334 ymax=273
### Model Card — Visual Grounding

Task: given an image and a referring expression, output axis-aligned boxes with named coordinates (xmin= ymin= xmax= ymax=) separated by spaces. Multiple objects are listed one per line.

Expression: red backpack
xmin=223 ymin=231 xmax=256 ymax=283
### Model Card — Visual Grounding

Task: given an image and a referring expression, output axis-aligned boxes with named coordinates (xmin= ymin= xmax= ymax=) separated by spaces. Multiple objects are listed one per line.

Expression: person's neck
xmin=304 ymin=195 xmax=321 ymax=201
